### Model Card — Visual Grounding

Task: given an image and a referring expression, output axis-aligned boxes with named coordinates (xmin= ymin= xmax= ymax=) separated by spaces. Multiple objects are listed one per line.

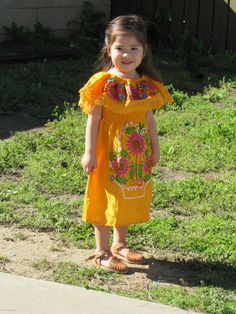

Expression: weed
xmin=15 ymin=232 xmax=28 ymax=241
xmin=33 ymin=258 xmax=53 ymax=270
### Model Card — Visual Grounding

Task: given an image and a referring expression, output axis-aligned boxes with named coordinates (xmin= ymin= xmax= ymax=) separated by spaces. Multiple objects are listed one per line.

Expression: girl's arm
xmin=81 ymin=106 xmax=102 ymax=174
xmin=146 ymin=110 xmax=160 ymax=166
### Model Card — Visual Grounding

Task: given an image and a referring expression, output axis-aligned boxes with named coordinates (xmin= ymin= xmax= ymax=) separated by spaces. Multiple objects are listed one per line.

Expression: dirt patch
xmin=0 ymin=173 xmax=22 ymax=182
xmin=44 ymin=192 xmax=83 ymax=204
xmin=0 ymin=224 xmax=187 ymax=287
xmin=0 ymin=225 xmax=234 ymax=292
xmin=158 ymin=166 xmax=223 ymax=181
xmin=0 ymin=225 xmax=90 ymax=279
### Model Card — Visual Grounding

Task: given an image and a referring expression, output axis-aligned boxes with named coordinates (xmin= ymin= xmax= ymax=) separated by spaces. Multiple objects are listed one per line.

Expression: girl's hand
xmin=81 ymin=153 xmax=97 ymax=174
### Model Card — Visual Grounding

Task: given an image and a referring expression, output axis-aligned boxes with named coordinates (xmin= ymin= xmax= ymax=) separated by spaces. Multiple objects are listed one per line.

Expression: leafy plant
xmin=67 ymin=1 xmax=106 ymax=53
xmin=3 ymin=22 xmax=31 ymax=45
xmin=3 ymin=21 xmax=57 ymax=51
xmin=163 ymin=86 xmax=189 ymax=110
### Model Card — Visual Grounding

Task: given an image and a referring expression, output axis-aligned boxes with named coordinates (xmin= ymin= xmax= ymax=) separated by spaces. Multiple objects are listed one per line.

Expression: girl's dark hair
xmin=95 ymin=14 xmax=162 ymax=82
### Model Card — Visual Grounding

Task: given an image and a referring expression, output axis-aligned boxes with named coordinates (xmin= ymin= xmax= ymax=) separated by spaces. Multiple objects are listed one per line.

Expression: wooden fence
xmin=110 ymin=0 xmax=236 ymax=52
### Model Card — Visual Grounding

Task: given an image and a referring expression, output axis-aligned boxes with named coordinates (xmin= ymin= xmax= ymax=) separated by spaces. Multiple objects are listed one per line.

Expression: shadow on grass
xmin=0 ymin=112 xmax=47 ymax=140
xmin=128 ymin=257 xmax=236 ymax=292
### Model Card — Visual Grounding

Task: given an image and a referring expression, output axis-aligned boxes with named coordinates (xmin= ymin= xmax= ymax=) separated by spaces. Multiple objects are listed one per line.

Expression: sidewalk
xmin=0 ymin=272 xmax=198 ymax=314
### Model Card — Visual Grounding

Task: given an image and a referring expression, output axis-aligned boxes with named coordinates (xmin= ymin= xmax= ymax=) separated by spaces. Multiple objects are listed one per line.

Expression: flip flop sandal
xmin=87 ymin=250 xmax=129 ymax=273
xmin=111 ymin=243 xmax=145 ymax=264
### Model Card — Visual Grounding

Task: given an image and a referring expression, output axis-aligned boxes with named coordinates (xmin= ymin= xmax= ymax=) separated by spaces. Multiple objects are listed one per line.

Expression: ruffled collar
xmin=78 ymin=71 xmax=173 ymax=114
xmin=102 ymin=72 xmax=159 ymax=102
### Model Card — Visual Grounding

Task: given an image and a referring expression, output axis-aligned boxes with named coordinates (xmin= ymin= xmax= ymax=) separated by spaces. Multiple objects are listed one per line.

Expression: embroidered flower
xmin=136 ymin=178 xmax=144 ymax=187
xmin=112 ymin=157 xmax=129 ymax=176
xmin=104 ymin=77 xmax=158 ymax=101
xmin=105 ymin=79 xmax=126 ymax=101
xmin=130 ymin=179 xmax=136 ymax=186
xmin=143 ymin=156 xmax=153 ymax=173
xmin=127 ymin=133 xmax=145 ymax=155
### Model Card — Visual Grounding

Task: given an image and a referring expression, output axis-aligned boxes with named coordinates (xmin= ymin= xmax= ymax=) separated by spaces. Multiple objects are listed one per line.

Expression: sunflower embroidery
xmin=127 ymin=133 xmax=145 ymax=155
xmin=143 ymin=156 xmax=153 ymax=173
xmin=112 ymin=157 xmax=129 ymax=176
xmin=109 ymin=122 xmax=153 ymax=198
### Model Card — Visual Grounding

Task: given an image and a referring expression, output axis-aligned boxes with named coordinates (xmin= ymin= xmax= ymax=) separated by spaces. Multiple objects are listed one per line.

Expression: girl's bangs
xmin=109 ymin=31 xmax=145 ymax=45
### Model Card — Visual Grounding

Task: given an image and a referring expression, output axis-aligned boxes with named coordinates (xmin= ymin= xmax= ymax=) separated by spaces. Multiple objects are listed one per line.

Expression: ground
xmin=0 ymin=224 xmax=90 ymax=279
xmin=0 ymin=223 xmax=198 ymax=291
xmin=0 ymin=112 xmax=235 ymax=312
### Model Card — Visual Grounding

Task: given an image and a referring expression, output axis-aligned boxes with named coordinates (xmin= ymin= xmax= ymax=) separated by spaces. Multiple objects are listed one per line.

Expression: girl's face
xmin=108 ymin=34 xmax=144 ymax=78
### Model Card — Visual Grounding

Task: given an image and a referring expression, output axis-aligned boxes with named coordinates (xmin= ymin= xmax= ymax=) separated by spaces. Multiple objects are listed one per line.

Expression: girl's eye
xmin=115 ymin=47 xmax=122 ymax=51
xmin=131 ymin=47 xmax=138 ymax=51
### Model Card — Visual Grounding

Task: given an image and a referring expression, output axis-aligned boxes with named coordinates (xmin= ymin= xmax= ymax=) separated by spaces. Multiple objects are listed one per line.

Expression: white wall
xmin=0 ymin=0 xmax=110 ymax=41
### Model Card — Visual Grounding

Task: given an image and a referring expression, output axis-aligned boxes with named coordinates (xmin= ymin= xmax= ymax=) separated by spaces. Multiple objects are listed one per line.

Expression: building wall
xmin=0 ymin=0 xmax=111 ymax=41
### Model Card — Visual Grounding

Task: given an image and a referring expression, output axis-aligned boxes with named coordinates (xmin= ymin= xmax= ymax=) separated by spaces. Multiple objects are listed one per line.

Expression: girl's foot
xmin=111 ymin=243 xmax=145 ymax=264
xmin=88 ymin=250 xmax=128 ymax=273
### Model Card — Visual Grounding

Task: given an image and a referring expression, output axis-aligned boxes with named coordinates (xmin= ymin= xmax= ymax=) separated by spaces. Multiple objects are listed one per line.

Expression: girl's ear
xmin=107 ymin=47 xmax=111 ymax=57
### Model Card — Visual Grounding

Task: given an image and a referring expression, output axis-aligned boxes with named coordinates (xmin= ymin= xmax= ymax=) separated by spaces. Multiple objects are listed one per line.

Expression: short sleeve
xmin=78 ymin=72 xmax=110 ymax=114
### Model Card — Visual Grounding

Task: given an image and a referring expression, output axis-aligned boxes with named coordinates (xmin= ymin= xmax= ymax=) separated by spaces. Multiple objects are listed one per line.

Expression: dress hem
xmin=82 ymin=218 xmax=150 ymax=227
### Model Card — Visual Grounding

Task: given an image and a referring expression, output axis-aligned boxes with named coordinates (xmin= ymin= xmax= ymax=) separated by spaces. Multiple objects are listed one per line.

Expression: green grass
xmin=0 ymin=52 xmax=235 ymax=313
xmin=125 ymin=285 xmax=236 ymax=314
xmin=152 ymin=174 xmax=236 ymax=215
xmin=158 ymin=88 xmax=236 ymax=172
xmin=30 ymin=259 xmax=236 ymax=314
xmin=128 ymin=214 xmax=236 ymax=265
xmin=0 ymin=58 xmax=93 ymax=115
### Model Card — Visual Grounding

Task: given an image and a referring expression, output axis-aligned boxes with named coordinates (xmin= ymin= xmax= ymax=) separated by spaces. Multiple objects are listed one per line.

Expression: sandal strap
xmin=111 ymin=242 xmax=127 ymax=253
xmin=112 ymin=243 xmax=144 ymax=263
xmin=90 ymin=250 xmax=128 ymax=273
xmin=94 ymin=250 xmax=111 ymax=265
xmin=86 ymin=250 xmax=111 ymax=263
xmin=126 ymin=250 xmax=144 ymax=263
xmin=109 ymin=256 xmax=128 ymax=272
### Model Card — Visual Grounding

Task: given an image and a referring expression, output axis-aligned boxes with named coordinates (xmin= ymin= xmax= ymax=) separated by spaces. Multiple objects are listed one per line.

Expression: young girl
xmin=79 ymin=15 xmax=173 ymax=273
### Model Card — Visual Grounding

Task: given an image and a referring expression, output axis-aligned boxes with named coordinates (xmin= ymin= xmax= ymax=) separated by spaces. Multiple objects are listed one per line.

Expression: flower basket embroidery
xmin=109 ymin=122 xmax=152 ymax=199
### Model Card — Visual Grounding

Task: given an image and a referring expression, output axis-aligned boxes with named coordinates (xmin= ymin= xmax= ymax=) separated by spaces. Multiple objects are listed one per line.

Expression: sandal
xmin=111 ymin=243 xmax=145 ymax=264
xmin=87 ymin=250 xmax=129 ymax=273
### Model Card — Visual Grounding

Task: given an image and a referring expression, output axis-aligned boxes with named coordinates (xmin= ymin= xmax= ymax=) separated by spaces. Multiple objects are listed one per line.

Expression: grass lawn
xmin=0 ymin=49 xmax=236 ymax=314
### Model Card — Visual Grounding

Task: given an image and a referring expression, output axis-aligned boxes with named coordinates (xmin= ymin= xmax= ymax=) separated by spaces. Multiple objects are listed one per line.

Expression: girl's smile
xmin=108 ymin=35 xmax=144 ymax=79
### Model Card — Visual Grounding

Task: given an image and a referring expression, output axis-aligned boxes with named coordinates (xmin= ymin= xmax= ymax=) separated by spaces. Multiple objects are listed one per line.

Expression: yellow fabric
xmin=78 ymin=71 xmax=173 ymax=226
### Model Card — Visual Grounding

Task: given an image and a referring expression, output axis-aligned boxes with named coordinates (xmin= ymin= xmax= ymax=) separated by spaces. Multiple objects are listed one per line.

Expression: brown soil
xmin=0 ymin=224 xmax=197 ymax=288
xmin=0 ymin=225 xmax=91 ymax=278
xmin=1 ymin=224 xmax=234 ymax=294
xmin=0 ymin=225 xmax=151 ymax=285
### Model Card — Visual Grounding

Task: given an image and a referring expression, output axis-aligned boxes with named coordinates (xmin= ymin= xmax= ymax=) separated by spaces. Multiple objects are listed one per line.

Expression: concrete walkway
xmin=0 ymin=272 xmax=198 ymax=314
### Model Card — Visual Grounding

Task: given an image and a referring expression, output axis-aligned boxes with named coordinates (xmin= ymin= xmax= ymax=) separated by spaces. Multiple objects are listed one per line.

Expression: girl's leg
xmin=93 ymin=225 xmax=128 ymax=271
xmin=94 ymin=225 xmax=112 ymax=267
xmin=113 ymin=226 xmax=128 ymax=244
xmin=94 ymin=225 xmax=111 ymax=253
xmin=112 ymin=226 xmax=144 ymax=263
xmin=112 ymin=226 xmax=129 ymax=256
xmin=93 ymin=225 xmax=128 ymax=272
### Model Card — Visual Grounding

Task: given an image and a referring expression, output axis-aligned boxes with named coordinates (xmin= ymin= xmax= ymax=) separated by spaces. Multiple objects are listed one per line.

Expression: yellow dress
xmin=79 ymin=71 xmax=173 ymax=226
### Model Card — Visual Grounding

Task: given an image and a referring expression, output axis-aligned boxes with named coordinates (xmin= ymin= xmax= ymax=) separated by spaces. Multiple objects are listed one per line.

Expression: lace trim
xmin=78 ymin=72 xmax=173 ymax=114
